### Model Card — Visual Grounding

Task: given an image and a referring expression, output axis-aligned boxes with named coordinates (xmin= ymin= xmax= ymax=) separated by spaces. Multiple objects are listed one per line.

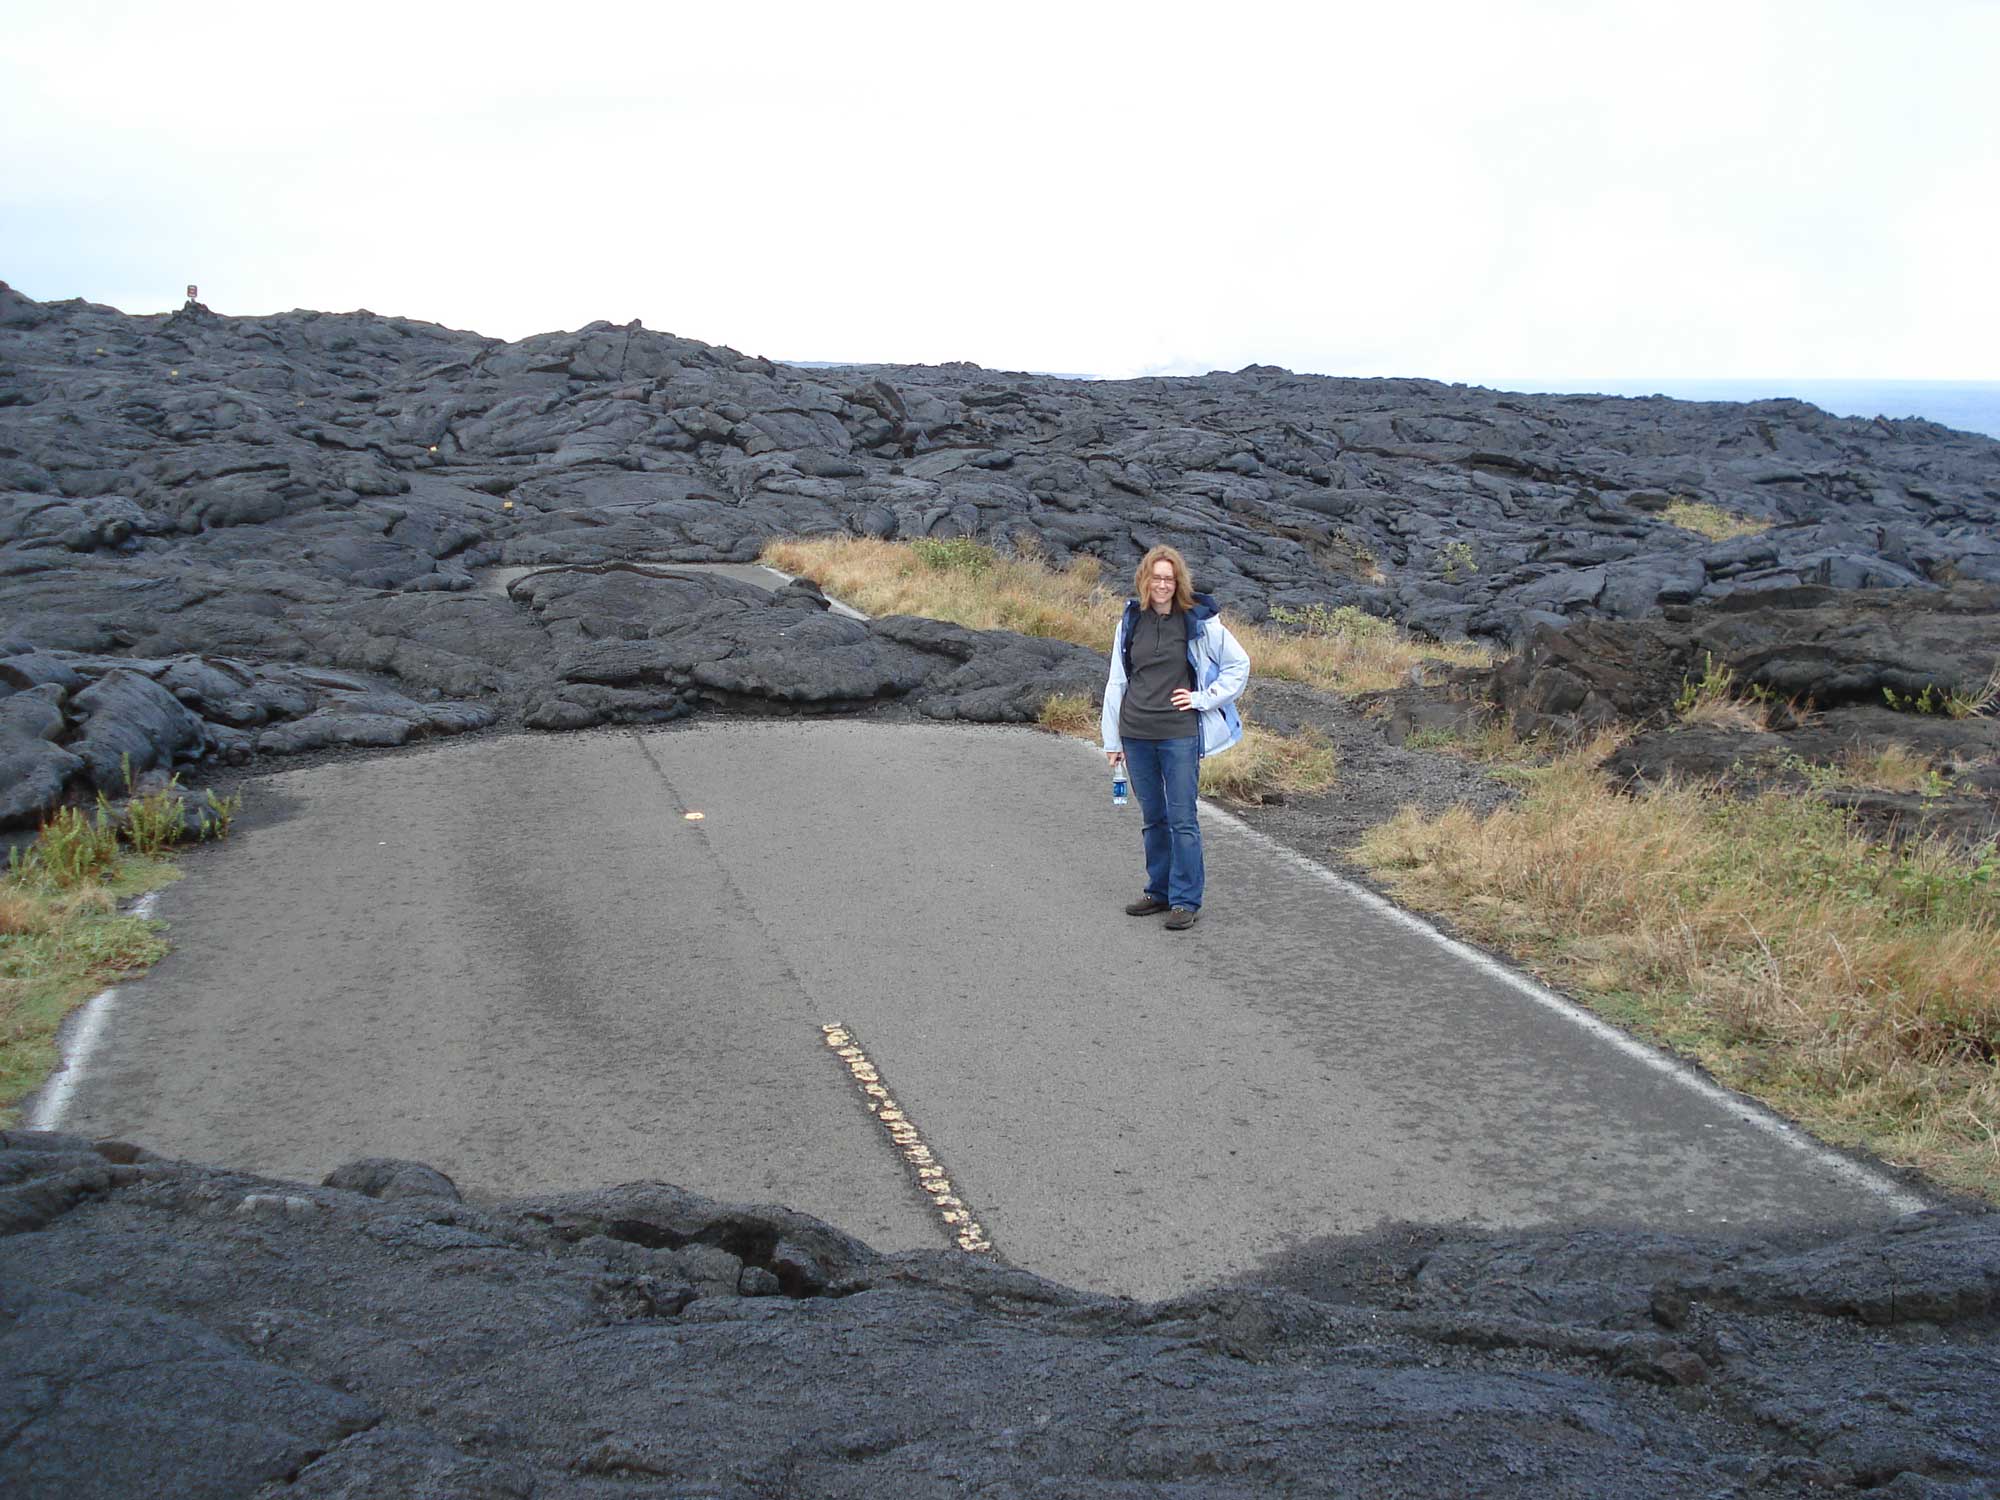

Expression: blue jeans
xmin=1123 ymin=735 xmax=1203 ymax=911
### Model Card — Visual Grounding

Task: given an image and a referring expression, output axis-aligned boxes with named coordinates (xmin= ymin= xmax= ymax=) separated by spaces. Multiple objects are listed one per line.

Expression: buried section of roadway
xmin=37 ymin=720 xmax=1922 ymax=1299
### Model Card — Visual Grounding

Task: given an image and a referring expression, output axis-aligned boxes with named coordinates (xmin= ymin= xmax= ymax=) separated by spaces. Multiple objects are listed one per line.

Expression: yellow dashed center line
xmin=820 ymin=1023 xmax=995 ymax=1255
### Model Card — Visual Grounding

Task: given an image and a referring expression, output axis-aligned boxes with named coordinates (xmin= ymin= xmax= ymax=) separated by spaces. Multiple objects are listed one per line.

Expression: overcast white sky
xmin=3 ymin=0 xmax=1995 ymax=383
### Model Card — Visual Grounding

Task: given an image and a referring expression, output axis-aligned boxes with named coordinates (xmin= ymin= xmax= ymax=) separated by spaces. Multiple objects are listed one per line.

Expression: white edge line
xmin=754 ymin=564 xmax=871 ymax=621
xmin=23 ymin=889 xmax=163 ymax=1134
xmin=1084 ymin=740 xmax=1933 ymax=1216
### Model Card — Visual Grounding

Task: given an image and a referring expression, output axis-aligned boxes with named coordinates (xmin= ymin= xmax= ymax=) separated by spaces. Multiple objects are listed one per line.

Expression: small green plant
xmin=196 ymin=789 xmax=242 ymax=840
xmin=910 ymin=536 xmax=994 ymax=575
xmin=1675 ymin=652 xmax=1731 ymax=715
xmin=1885 ymin=670 xmax=2000 ymax=720
xmin=1438 ymin=539 xmax=1479 ymax=581
xmin=1 ymin=862 xmax=177 ymax=1122
xmin=1781 ymin=753 xmax=1843 ymax=793
xmin=86 ymin=757 xmax=238 ymax=858
xmin=1402 ymin=726 xmax=1463 ymax=750
xmin=115 ymin=754 xmax=195 ymax=857
xmin=1883 ymin=684 xmax=1946 ymax=716
xmin=116 ymin=785 xmax=187 ymax=858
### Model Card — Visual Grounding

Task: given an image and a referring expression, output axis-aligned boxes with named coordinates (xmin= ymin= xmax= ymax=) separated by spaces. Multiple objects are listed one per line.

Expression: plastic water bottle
xmin=1111 ymin=768 xmax=1129 ymax=806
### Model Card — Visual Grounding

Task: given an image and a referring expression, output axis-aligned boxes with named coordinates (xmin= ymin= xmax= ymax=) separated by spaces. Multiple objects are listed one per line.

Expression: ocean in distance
xmin=1510 ymin=378 xmax=2000 ymax=442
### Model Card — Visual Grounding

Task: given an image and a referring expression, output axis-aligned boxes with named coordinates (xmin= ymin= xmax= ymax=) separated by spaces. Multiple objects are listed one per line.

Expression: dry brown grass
xmin=1354 ymin=738 xmax=2000 ymax=1198
xmin=1197 ymin=724 xmax=1338 ymax=803
xmin=1958 ymin=664 xmax=2000 ymax=719
xmin=0 ymin=890 xmax=47 ymax=938
xmin=764 ymin=536 xmax=1120 ymax=648
xmin=1404 ymin=715 xmax=1551 ymax=765
xmin=1253 ymin=604 xmax=1493 ymax=695
xmin=1036 ymin=693 xmax=1099 ymax=737
xmin=1674 ymin=652 xmax=1777 ymax=732
xmin=1679 ymin=695 xmax=1773 ymax=732
xmin=763 ymin=537 xmax=1491 ymax=695
xmin=1835 ymin=742 xmax=1948 ymax=795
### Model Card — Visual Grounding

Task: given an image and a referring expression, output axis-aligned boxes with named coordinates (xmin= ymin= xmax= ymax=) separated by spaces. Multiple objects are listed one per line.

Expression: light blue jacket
xmin=1100 ymin=593 xmax=1250 ymax=758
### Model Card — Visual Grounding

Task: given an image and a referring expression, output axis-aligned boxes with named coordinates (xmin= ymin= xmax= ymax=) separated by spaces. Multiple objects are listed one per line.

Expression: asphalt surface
xmin=41 ymin=721 xmax=1923 ymax=1299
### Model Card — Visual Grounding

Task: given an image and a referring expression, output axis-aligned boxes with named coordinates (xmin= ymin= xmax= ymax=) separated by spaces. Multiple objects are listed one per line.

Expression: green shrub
xmin=9 ymin=806 xmax=120 ymax=890
xmin=910 ymin=536 xmax=994 ymax=575
xmin=1270 ymin=602 xmax=1394 ymax=641
xmin=1885 ymin=674 xmax=1998 ymax=720
xmin=119 ymin=782 xmax=189 ymax=858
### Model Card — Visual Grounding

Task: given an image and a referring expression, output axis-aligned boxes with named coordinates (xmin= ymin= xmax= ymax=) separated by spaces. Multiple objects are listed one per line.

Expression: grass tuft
xmin=1883 ymin=671 xmax=2000 ymax=721
xmin=909 ymin=536 xmax=996 ymax=575
xmin=1675 ymin=652 xmax=1777 ymax=732
xmin=120 ymin=782 xmax=188 ymax=858
xmin=765 ymin=536 xmax=1113 ymax=647
xmin=1403 ymin=716 xmax=1549 ymax=765
xmin=1037 ymin=693 xmax=1099 ymax=737
xmin=1829 ymin=743 xmax=1954 ymax=797
xmin=1199 ymin=725 xmax=1339 ymax=803
xmin=0 ymin=890 xmax=47 ymax=938
xmin=1663 ymin=499 xmax=1767 ymax=541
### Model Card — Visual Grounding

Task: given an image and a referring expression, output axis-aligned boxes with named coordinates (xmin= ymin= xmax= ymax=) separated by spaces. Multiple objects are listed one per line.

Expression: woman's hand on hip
xmin=1170 ymin=688 xmax=1195 ymax=711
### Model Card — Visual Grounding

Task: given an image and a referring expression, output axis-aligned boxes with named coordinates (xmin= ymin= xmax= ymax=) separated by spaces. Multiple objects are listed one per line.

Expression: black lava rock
xmin=6 ymin=282 xmax=1999 ymax=828
xmin=1 ymin=1133 xmax=1995 ymax=1498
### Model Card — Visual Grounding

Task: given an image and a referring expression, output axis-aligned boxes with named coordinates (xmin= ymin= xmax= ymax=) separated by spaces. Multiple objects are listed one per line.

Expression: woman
xmin=1100 ymin=545 xmax=1250 ymax=931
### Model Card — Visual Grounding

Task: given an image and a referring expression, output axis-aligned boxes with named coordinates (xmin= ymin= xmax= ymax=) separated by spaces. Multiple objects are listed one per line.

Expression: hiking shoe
xmin=1164 ymin=907 xmax=1199 ymax=931
xmin=1124 ymin=896 xmax=1170 ymax=916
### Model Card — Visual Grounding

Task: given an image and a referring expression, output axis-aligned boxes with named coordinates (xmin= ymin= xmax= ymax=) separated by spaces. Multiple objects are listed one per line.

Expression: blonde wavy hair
xmin=1133 ymin=545 xmax=1195 ymax=612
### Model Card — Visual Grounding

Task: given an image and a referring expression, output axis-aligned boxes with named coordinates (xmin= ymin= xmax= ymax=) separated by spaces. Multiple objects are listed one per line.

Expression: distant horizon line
xmin=1483 ymin=375 xmax=2000 ymax=390
xmin=782 ymin=360 xmax=2000 ymax=390
xmin=9 ymin=285 xmax=1995 ymax=389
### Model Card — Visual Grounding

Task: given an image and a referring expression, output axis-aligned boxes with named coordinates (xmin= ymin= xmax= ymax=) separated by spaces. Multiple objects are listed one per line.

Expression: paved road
xmin=42 ymin=721 xmax=1922 ymax=1298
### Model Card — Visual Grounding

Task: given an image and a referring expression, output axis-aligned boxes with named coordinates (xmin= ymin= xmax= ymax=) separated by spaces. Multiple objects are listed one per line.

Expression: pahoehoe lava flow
xmin=1 ymin=285 xmax=1997 ymax=1495
xmin=4 ymin=279 xmax=1998 ymax=828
